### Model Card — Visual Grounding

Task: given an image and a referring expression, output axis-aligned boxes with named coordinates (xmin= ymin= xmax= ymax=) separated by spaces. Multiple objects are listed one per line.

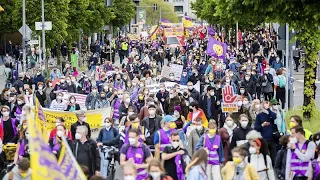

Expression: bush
xmin=285 ymin=107 xmax=320 ymax=133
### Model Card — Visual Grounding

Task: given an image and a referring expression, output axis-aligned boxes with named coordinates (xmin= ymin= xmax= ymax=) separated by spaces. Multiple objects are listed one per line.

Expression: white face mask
xmin=149 ymin=109 xmax=156 ymax=115
xmin=38 ymin=86 xmax=43 ymax=90
xmin=243 ymin=101 xmax=249 ymax=105
xmin=290 ymin=137 xmax=298 ymax=144
xmin=255 ymin=104 xmax=261 ymax=109
xmin=210 ymin=92 xmax=215 ymax=96
xmin=82 ymin=117 xmax=87 ymax=122
xmin=2 ymin=111 xmax=9 ymax=117
xmin=56 ymin=122 xmax=60 ymax=127
xmin=128 ymin=112 xmax=134 ymax=116
xmin=316 ymin=140 xmax=320 ymax=145
xmin=172 ymin=141 xmax=180 ymax=149
xmin=129 ymin=138 xmax=137 ymax=145
xmin=57 ymin=130 xmax=64 ymax=137
xmin=117 ymin=95 xmax=123 ymax=99
xmin=105 ymin=123 xmax=111 ymax=129
xmin=249 ymin=147 xmax=257 ymax=154
xmin=17 ymin=100 xmax=24 ymax=105
xmin=75 ymin=133 xmax=81 ymax=140
xmin=92 ymin=89 xmax=97 ymax=93
xmin=125 ymin=98 xmax=131 ymax=103
xmin=240 ymin=90 xmax=245 ymax=94
xmin=196 ymin=125 xmax=203 ymax=130
xmin=70 ymin=99 xmax=75 ymax=103
xmin=150 ymin=172 xmax=161 ymax=180
xmin=237 ymin=101 xmax=243 ymax=106
xmin=273 ymin=105 xmax=278 ymax=110
xmin=240 ymin=121 xmax=248 ymax=128
xmin=226 ymin=120 xmax=234 ymax=127
xmin=123 ymin=176 xmax=136 ymax=180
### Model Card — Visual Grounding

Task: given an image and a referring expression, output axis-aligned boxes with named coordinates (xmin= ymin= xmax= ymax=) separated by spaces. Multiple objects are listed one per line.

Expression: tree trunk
xmin=302 ymin=37 xmax=318 ymax=120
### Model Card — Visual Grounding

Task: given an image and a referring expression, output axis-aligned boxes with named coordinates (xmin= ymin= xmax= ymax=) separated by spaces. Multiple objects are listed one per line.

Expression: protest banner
xmin=221 ymin=85 xmax=238 ymax=113
xmin=161 ymin=64 xmax=184 ymax=81
xmin=62 ymin=92 xmax=87 ymax=110
xmin=146 ymin=81 xmax=200 ymax=94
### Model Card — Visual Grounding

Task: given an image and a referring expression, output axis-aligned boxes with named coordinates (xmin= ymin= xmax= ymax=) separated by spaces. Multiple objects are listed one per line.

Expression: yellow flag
xmin=35 ymin=98 xmax=48 ymax=140
xmin=149 ymin=25 xmax=159 ymax=40
xmin=0 ymin=5 xmax=4 ymax=12
xmin=27 ymin=113 xmax=66 ymax=179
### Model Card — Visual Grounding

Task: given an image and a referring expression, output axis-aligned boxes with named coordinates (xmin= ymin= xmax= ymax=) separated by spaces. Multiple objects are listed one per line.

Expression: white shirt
xmin=245 ymin=154 xmax=276 ymax=180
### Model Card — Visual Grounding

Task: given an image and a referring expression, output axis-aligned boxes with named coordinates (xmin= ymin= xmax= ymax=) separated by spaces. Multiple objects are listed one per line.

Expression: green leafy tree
xmin=66 ymin=0 xmax=90 ymax=43
xmin=0 ymin=0 xmax=21 ymax=34
xmin=110 ymin=0 xmax=135 ymax=28
xmin=85 ymin=0 xmax=114 ymax=34
xmin=210 ymin=0 xmax=320 ymax=119
xmin=139 ymin=0 xmax=179 ymax=25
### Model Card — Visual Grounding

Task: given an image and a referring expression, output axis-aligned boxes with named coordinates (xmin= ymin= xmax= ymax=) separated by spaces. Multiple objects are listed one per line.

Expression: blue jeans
xmin=99 ymin=149 xmax=110 ymax=178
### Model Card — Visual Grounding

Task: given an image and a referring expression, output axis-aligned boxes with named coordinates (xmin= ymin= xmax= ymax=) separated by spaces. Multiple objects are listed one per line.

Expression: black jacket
xmin=275 ymin=147 xmax=287 ymax=179
xmin=199 ymin=94 xmax=218 ymax=120
xmin=189 ymin=88 xmax=200 ymax=103
xmin=141 ymin=115 xmax=162 ymax=146
xmin=229 ymin=126 xmax=253 ymax=153
xmin=71 ymin=139 xmax=100 ymax=176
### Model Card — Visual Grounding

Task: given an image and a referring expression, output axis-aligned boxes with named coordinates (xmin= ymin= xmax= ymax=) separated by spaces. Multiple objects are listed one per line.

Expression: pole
xmin=79 ymin=29 xmax=81 ymax=62
xmin=290 ymin=46 xmax=294 ymax=108
xmin=41 ymin=0 xmax=47 ymax=70
xmin=22 ymin=0 xmax=26 ymax=73
xmin=236 ymin=22 xmax=239 ymax=49
xmin=110 ymin=25 xmax=112 ymax=62
xmin=285 ymin=23 xmax=289 ymax=111
xmin=39 ymin=35 xmax=42 ymax=73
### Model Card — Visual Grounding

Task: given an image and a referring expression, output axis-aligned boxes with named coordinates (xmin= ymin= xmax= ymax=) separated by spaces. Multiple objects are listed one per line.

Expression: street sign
xmin=35 ymin=21 xmax=52 ymax=30
xmin=19 ymin=25 xmax=32 ymax=40
xmin=28 ymin=40 xmax=39 ymax=45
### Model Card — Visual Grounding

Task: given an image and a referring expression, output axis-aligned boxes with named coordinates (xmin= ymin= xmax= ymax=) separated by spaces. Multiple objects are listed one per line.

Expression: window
xmin=174 ymin=6 xmax=183 ymax=13
xmin=166 ymin=37 xmax=179 ymax=45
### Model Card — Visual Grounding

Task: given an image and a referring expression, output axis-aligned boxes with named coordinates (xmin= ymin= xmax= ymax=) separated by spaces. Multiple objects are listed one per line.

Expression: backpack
xmin=248 ymin=153 xmax=269 ymax=179
xmin=279 ymin=76 xmax=285 ymax=88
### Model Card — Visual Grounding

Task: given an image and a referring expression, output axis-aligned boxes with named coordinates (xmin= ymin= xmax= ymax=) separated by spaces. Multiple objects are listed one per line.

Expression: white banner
xmin=146 ymin=81 xmax=200 ymax=94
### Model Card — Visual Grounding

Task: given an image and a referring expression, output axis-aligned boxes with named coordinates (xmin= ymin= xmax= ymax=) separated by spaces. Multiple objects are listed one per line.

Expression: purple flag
xmin=161 ymin=18 xmax=171 ymax=23
xmin=207 ymin=26 xmax=215 ymax=36
xmin=206 ymin=36 xmax=227 ymax=59
xmin=184 ymin=16 xmax=192 ymax=21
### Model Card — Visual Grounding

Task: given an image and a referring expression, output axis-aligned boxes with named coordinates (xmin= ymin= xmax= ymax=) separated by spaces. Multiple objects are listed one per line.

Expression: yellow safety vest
xmin=122 ymin=42 xmax=128 ymax=50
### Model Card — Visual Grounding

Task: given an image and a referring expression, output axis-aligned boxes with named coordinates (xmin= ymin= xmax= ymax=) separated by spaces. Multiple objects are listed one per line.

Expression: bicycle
xmin=100 ymin=146 xmax=119 ymax=180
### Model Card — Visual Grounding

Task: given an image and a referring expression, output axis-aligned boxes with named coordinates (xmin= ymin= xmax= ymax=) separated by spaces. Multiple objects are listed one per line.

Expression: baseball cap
xmin=163 ymin=115 xmax=176 ymax=123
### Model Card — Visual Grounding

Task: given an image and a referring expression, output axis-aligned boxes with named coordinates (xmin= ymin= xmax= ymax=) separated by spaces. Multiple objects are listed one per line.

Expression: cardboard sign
xmin=161 ymin=64 xmax=184 ymax=81
xmin=221 ymin=85 xmax=238 ymax=113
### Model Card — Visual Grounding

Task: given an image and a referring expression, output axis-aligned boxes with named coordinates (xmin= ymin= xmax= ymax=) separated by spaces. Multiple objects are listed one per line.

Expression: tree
xmin=85 ymin=0 xmax=114 ymax=35
xmin=0 ymin=0 xmax=20 ymax=34
xmin=209 ymin=0 xmax=320 ymax=119
xmin=139 ymin=0 xmax=179 ymax=25
xmin=66 ymin=0 xmax=90 ymax=43
xmin=110 ymin=0 xmax=136 ymax=28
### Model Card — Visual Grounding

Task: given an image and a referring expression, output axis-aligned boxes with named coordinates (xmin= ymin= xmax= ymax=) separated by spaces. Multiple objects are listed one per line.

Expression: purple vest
xmin=114 ymin=81 xmax=123 ymax=90
xmin=290 ymin=142 xmax=309 ymax=177
xmin=2 ymin=118 xmax=17 ymax=136
xmin=158 ymin=129 xmax=173 ymax=152
xmin=112 ymin=99 xmax=121 ymax=119
xmin=204 ymin=134 xmax=221 ymax=165
xmin=175 ymin=154 xmax=185 ymax=180
xmin=18 ymin=139 xmax=25 ymax=156
xmin=15 ymin=106 xmax=22 ymax=119
xmin=52 ymin=136 xmax=60 ymax=151
xmin=313 ymin=160 xmax=320 ymax=180
xmin=126 ymin=144 xmax=148 ymax=180
xmin=124 ymin=126 xmax=144 ymax=144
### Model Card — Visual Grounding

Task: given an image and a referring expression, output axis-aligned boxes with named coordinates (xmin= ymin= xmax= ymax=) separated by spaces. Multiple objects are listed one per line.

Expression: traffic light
xmin=153 ymin=3 xmax=157 ymax=11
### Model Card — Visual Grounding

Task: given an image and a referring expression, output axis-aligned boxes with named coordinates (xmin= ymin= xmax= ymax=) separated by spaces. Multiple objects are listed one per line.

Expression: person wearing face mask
xmin=230 ymin=98 xmax=252 ymax=124
xmin=1 ymin=105 xmax=19 ymax=144
xmin=32 ymin=70 xmax=45 ymax=88
xmin=154 ymin=115 xmax=178 ymax=159
xmin=285 ymin=126 xmax=316 ymax=180
xmin=3 ymin=158 xmax=32 ymax=180
xmin=156 ymin=84 xmax=169 ymax=110
xmin=113 ymin=74 xmax=125 ymax=90
xmin=23 ymin=88 xmax=34 ymax=106
xmin=187 ymin=101 xmax=208 ymax=128
xmin=49 ymin=117 xmax=72 ymax=140
xmin=186 ymin=117 xmax=205 ymax=156
xmin=93 ymin=92 xmax=110 ymax=110
xmin=123 ymin=162 xmax=137 ymax=180
xmin=120 ymin=128 xmax=152 ymax=180
xmin=35 ymin=82 xmax=46 ymax=107
xmin=85 ymin=86 xmax=99 ymax=110
xmin=120 ymin=114 xmax=150 ymax=148
xmin=119 ymin=106 xmax=136 ymax=127
xmin=164 ymin=89 xmax=186 ymax=115
xmin=254 ymin=101 xmax=277 ymax=165
xmin=162 ymin=131 xmax=188 ymax=180
xmin=275 ymin=135 xmax=290 ymax=180
xmin=71 ymin=126 xmax=100 ymax=177
xmin=241 ymin=73 xmax=256 ymax=99
xmin=12 ymin=73 xmax=24 ymax=94
xmin=187 ymin=81 xmax=200 ymax=103
xmin=64 ymin=77 xmax=77 ymax=93
xmin=13 ymin=127 xmax=30 ymax=164
xmin=49 ymin=124 xmax=71 ymax=159
xmin=271 ymin=56 xmax=284 ymax=71
xmin=200 ymin=86 xmax=218 ymax=121
xmin=70 ymin=110 xmax=91 ymax=140
xmin=229 ymin=114 xmax=253 ymax=153
xmin=259 ymin=67 xmax=274 ymax=101
xmin=136 ymin=92 xmax=145 ymax=111
xmin=66 ymin=95 xmax=80 ymax=112
xmin=180 ymin=70 xmax=189 ymax=86
xmin=221 ymin=146 xmax=259 ymax=180
xmin=78 ymin=75 xmax=92 ymax=95
xmin=270 ymin=99 xmax=286 ymax=136
xmin=245 ymin=138 xmax=276 ymax=180
xmin=141 ymin=105 xmax=161 ymax=148
xmin=50 ymin=92 xmax=67 ymax=111
xmin=219 ymin=115 xmax=237 ymax=165
xmin=307 ymin=143 xmax=320 ymax=180
xmin=139 ymin=97 xmax=155 ymax=121
xmin=195 ymin=120 xmax=224 ymax=180
xmin=120 ymin=93 xmax=137 ymax=121
xmin=12 ymin=95 xmax=25 ymax=120
xmin=146 ymin=159 xmax=174 ymax=180
xmin=288 ymin=115 xmax=312 ymax=140
xmin=173 ymin=106 xmax=186 ymax=130
xmin=96 ymin=118 xmax=119 ymax=178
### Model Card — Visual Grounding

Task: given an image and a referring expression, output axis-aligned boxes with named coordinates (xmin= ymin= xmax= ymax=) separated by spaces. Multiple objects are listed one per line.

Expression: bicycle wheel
xmin=106 ymin=165 xmax=115 ymax=180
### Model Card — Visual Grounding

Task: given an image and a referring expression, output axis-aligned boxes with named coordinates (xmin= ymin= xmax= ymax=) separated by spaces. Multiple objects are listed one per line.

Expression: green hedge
xmin=286 ymin=107 xmax=320 ymax=133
